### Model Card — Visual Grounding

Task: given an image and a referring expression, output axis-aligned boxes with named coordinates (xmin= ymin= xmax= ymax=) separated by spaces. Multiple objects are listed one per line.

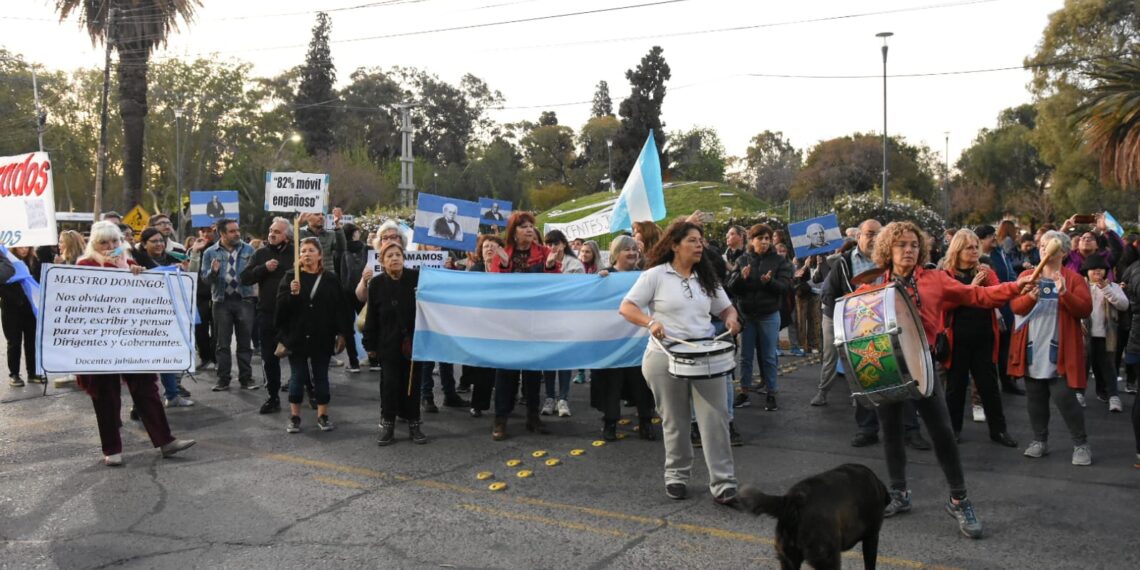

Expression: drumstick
xmin=713 ymin=331 xmax=733 ymax=341
xmin=1028 ymin=238 xmax=1063 ymax=283
xmin=665 ymin=335 xmax=700 ymax=348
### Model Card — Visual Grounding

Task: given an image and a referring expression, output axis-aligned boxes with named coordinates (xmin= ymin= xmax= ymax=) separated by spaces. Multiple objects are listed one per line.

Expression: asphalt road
xmin=1 ymin=341 xmax=1137 ymax=569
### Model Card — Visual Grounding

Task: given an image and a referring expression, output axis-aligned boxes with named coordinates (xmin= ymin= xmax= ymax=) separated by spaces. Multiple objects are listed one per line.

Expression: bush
xmin=704 ymin=211 xmax=786 ymax=242
xmin=834 ymin=193 xmax=946 ymax=237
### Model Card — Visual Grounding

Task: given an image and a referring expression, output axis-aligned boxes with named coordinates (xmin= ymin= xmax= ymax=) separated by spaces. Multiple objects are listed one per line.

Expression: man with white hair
xmin=429 ymin=203 xmax=463 ymax=241
xmin=241 ymin=217 xmax=295 ymax=413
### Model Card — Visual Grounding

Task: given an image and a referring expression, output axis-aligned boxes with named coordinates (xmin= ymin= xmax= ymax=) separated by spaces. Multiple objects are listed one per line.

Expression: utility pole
xmin=394 ymin=102 xmax=418 ymax=209
xmin=31 ymin=65 xmax=45 ymax=152
xmin=174 ymin=108 xmax=184 ymax=238
xmin=877 ymin=32 xmax=893 ymax=206
xmin=92 ymin=8 xmax=116 ymax=222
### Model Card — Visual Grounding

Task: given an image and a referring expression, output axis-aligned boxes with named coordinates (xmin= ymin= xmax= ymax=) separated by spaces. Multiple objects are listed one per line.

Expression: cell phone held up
xmin=1071 ymin=214 xmax=1096 ymax=224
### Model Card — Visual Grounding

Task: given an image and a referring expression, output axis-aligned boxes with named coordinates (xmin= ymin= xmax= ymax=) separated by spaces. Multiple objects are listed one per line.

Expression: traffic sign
xmin=122 ymin=205 xmax=150 ymax=233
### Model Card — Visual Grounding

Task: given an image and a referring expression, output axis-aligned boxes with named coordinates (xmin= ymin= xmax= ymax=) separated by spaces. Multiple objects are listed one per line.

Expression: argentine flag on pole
xmin=413 ymin=270 xmax=649 ymax=370
xmin=609 ymin=130 xmax=666 ymax=233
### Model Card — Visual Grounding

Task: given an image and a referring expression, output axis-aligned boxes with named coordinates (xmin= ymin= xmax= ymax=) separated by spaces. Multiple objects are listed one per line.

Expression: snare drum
xmin=834 ymin=283 xmax=933 ymax=406
xmin=655 ymin=339 xmax=737 ymax=379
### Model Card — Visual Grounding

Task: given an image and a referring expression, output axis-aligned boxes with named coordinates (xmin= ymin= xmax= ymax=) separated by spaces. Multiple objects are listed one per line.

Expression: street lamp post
xmin=174 ymin=108 xmax=184 ymax=238
xmin=273 ymin=132 xmax=302 ymax=165
xmin=606 ymin=138 xmax=614 ymax=192
xmin=877 ymin=31 xmax=893 ymax=206
xmin=943 ymin=131 xmax=950 ymax=218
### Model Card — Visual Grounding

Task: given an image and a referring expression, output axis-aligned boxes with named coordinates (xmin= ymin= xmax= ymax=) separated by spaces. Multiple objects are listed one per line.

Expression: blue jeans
xmin=420 ymin=362 xmax=457 ymax=400
xmin=212 ymin=297 xmax=255 ymax=385
xmin=159 ymin=373 xmax=179 ymax=401
xmin=288 ymin=353 xmax=331 ymax=406
xmin=739 ymin=312 xmax=780 ymax=393
xmin=544 ymin=370 xmax=571 ymax=400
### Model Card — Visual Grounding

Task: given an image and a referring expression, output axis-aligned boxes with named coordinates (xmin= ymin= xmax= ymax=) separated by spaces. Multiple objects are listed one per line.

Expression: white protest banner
xmin=35 ymin=265 xmax=197 ymax=374
xmin=543 ymin=206 xmax=614 ymax=241
xmin=264 ymin=171 xmax=329 ymax=213
xmin=366 ymin=249 xmax=446 ymax=273
xmin=0 ymin=151 xmax=57 ymax=247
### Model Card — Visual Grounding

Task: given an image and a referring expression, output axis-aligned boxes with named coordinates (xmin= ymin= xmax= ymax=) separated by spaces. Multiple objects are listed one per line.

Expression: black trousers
xmin=946 ymin=332 xmax=1006 ymax=435
xmin=462 ymin=365 xmax=496 ymax=411
xmin=195 ymin=298 xmax=214 ymax=363
xmin=380 ymin=356 xmax=421 ymax=422
xmin=1 ymin=303 xmax=35 ymax=377
xmin=494 ymin=369 xmax=542 ymax=419
xmin=591 ymin=366 xmax=655 ymax=423
xmin=878 ymin=375 xmax=967 ymax=498
xmin=258 ymin=311 xmax=284 ymax=394
xmin=1088 ymin=337 xmax=1120 ymax=398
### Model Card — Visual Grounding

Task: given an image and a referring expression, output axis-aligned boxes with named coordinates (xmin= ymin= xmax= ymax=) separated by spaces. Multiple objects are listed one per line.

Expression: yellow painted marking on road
xmin=506 ymin=459 xmax=522 ymax=467
xmin=617 ymin=419 xmax=631 ymax=425
xmin=544 ymin=458 xmax=560 ymax=467
xmin=489 ymin=482 xmax=507 ymax=492
xmin=592 ymin=440 xmax=606 ymax=447
xmin=476 ymin=471 xmax=493 ymax=480
xmin=531 ymin=450 xmax=547 ymax=458
xmin=458 ymin=503 xmax=631 ymax=538
xmin=516 ymin=469 xmax=533 ymax=478
xmin=509 ymin=496 xmax=659 ymax=525
xmin=413 ymin=479 xmax=480 ymax=495
xmin=651 ymin=417 xmax=661 ymax=424
xmin=669 ymin=522 xmax=772 ymax=544
xmin=312 ymin=475 xmax=369 ymax=490
xmin=569 ymin=449 xmax=585 ymax=456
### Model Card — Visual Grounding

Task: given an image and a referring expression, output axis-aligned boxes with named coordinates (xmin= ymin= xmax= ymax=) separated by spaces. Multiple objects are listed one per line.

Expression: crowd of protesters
xmin=3 ymin=206 xmax=1138 ymax=539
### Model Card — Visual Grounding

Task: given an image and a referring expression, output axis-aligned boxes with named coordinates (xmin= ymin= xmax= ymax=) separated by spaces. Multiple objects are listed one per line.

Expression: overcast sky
xmin=4 ymin=0 xmax=1063 ymax=167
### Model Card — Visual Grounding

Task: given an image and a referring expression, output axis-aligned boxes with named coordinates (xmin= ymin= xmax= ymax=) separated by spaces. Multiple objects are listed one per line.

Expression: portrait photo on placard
xmin=190 ymin=190 xmax=239 ymax=229
xmin=414 ymin=193 xmax=479 ymax=251
xmin=788 ymin=213 xmax=844 ymax=259
xmin=477 ymin=197 xmax=512 ymax=227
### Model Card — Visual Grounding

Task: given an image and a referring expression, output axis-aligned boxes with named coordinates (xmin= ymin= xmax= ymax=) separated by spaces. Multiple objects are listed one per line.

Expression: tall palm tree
xmin=56 ymin=0 xmax=201 ymax=210
xmin=1074 ymin=57 xmax=1140 ymax=189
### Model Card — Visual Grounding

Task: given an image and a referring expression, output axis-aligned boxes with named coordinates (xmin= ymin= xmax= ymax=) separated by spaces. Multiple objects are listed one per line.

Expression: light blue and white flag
xmin=609 ymin=130 xmax=665 ymax=233
xmin=0 ymin=245 xmax=40 ymax=318
xmin=1103 ymin=211 xmax=1125 ymax=236
xmin=190 ymin=190 xmax=239 ymax=228
xmin=413 ymin=270 xmax=648 ymax=370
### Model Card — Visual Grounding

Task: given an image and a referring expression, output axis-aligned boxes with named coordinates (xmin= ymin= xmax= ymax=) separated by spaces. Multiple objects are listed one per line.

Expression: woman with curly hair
xmin=866 ymin=221 xmax=1031 ymax=538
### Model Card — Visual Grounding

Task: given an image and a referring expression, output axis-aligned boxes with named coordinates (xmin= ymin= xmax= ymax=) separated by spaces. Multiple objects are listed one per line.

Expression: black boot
xmin=603 ymin=421 xmax=618 ymax=442
xmin=638 ymin=419 xmax=656 ymax=441
xmin=409 ymin=421 xmax=428 ymax=444
xmin=1001 ymin=377 xmax=1026 ymax=395
xmin=377 ymin=419 xmax=396 ymax=446
xmin=526 ymin=413 xmax=550 ymax=434
xmin=492 ymin=417 xmax=508 ymax=441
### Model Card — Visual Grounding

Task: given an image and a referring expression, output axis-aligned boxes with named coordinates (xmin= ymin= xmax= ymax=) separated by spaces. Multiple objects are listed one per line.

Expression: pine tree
xmin=615 ymin=47 xmax=670 ymax=183
xmin=591 ymin=80 xmax=613 ymax=117
xmin=295 ymin=12 xmax=336 ymax=156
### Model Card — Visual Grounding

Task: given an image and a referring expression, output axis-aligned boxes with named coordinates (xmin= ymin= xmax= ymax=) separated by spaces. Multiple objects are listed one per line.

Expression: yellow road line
xmin=311 ymin=475 xmax=370 ymax=490
xmin=458 ymin=503 xmax=632 ymax=538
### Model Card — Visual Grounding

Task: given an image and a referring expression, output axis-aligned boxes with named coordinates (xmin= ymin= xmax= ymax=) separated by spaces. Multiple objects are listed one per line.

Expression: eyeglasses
xmin=681 ymin=278 xmax=693 ymax=300
xmin=153 ymin=220 xmax=172 ymax=226
xmin=146 ymin=238 xmax=165 ymax=245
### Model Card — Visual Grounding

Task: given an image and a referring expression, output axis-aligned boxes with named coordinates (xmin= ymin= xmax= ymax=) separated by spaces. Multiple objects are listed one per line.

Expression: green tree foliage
xmin=538 ymin=111 xmax=558 ymax=126
xmin=295 ymin=12 xmax=336 ymax=156
xmin=1073 ymin=57 xmax=1140 ymax=188
xmin=1025 ymin=0 xmax=1140 ymax=216
xmin=591 ymin=80 xmax=613 ymax=117
xmin=667 ymin=126 xmax=726 ymax=182
xmin=464 ymin=137 xmax=525 ymax=206
xmin=393 ymin=68 xmax=504 ymax=166
xmin=742 ymin=130 xmax=802 ymax=203
xmin=834 ymin=193 xmax=946 ymax=237
xmin=526 ymin=182 xmax=575 ymax=211
xmin=790 ymin=133 xmax=938 ymax=205
xmin=953 ymin=105 xmax=1052 ymax=223
xmin=55 ymin=0 xmax=201 ymax=209
xmin=335 ymin=67 xmax=403 ymax=164
xmin=616 ymin=46 xmax=670 ymax=184
xmin=522 ymin=122 xmax=576 ymax=186
xmin=572 ymin=115 xmax=621 ymax=192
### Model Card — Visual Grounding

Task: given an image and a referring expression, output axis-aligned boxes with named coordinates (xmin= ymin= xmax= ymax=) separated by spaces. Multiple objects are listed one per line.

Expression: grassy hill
xmin=537 ymin=181 xmax=769 ymax=229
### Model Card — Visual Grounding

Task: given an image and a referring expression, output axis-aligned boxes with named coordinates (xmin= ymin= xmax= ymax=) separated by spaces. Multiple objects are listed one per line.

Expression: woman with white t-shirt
xmin=620 ymin=220 xmax=742 ymax=505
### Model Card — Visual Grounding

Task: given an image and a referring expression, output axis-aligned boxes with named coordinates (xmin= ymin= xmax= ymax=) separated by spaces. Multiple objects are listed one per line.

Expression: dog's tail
xmin=738 ymin=485 xmax=798 ymax=520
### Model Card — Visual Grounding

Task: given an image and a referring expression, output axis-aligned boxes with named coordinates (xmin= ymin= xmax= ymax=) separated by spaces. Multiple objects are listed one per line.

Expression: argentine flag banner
xmin=609 ymin=130 xmax=666 ymax=233
xmin=413 ymin=270 xmax=649 ymax=370
xmin=1 ymin=245 xmax=40 ymax=318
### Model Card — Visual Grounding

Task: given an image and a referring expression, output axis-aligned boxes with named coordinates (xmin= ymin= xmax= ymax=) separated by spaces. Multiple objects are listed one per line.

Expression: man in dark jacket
xmin=338 ymin=223 xmax=368 ymax=373
xmin=240 ymin=217 xmax=295 ymax=413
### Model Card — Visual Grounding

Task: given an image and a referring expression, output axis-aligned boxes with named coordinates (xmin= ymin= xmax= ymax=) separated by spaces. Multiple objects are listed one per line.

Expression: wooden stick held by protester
xmin=1028 ymin=238 xmax=1063 ymax=283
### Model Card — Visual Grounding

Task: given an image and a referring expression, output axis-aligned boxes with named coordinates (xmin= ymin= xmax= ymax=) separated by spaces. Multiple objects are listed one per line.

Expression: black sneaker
xmin=690 ymin=422 xmax=702 ymax=448
xmin=764 ymin=394 xmax=778 ymax=411
xmin=240 ymin=381 xmax=260 ymax=391
xmin=317 ymin=415 xmax=335 ymax=432
xmin=211 ymin=383 xmax=230 ymax=392
xmin=945 ymin=497 xmax=983 ymax=538
xmin=851 ymin=433 xmax=880 ymax=447
xmin=729 ymin=422 xmax=743 ymax=447
xmin=8 ymin=375 xmax=24 ymax=387
xmin=713 ymin=487 xmax=739 ymax=506
xmin=286 ymin=416 xmax=301 ymax=433
xmin=442 ymin=393 xmax=469 ymax=408
xmin=422 ymin=399 xmax=439 ymax=413
xmin=733 ymin=393 xmax=751 ymax=408
xmin=665 ymin=483 xmax=687 ymax=500
xmin=259 ymin=398 xmax=280 ymax=414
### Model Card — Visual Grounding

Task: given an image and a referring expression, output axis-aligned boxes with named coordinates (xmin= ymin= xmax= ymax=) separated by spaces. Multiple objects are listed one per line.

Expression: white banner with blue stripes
xmin=413 ymin=270 xmax=648 ymax=370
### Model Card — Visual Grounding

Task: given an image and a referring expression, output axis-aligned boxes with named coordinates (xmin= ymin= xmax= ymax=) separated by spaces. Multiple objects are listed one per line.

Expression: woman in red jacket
xmin=940 ymin=229 xmax=1017 ymax=447
xmin=868 ymin=221 xmax=1030 ymax=539
xmin=1008 ymin=230 xmax=1093 ymax=466
xmin=75 ymin=221 xmax=195 ymax=466
xmin=485 ymin=211 xmax=561 ymax=440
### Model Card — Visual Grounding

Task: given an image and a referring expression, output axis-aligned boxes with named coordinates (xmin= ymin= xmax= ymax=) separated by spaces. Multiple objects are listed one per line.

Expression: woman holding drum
xmin=940 ymin=229 xmax=1017 ymax=447
xmin=620 ymin=220 xmax=742 ymax=504
xmin=857 ymin=221 xmax=1031 ymax=539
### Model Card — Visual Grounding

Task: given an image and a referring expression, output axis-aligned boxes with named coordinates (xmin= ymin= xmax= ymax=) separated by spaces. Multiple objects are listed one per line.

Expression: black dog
xmin=739 ymin=463 xmax=889 ymax=570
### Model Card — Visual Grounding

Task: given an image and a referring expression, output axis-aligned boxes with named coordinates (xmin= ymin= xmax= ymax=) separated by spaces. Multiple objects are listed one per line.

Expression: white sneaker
xmin=1072 ymin=444 xmax=1092 ymax=466
xmin=165 ymin=396 xmax=195 ymax=408
xmin=1024 ymin=440 xmax=1049 ymax=458
xmin=540 ymin=397 xmax=555 ymax=416
xmin=1108 ymin=396 xmax=1123 ymax=413
xmin=330 ymin=358 xmax=345 ymax=368
xmin=972 ymin=405 xmax=986 ymax=423
xmin=556 ymin=399 xmax=571 ymax=417
xmin=104 ymin=453 xmax=123 ymax=466
xmin=1075 ymin=392 xmax=1086 ymax=407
